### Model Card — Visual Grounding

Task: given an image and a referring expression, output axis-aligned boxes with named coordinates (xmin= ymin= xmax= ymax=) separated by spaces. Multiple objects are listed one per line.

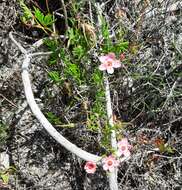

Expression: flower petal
xmin=118 ymin=138 xmax=129 ymax=147
xmin=113 ymin=60 xmax=121 ymax=68
xmin=123 ymin=150 xmax=131 ymax=157
xmin=99 ymin=63 xmax=107 ymax=71
xmin=107 ymin=67 xmax=114 ymax=74
xmin=103 ymin=164 xmax=109 ymax=171
xmin=84 ymin=161 xmax=96 ymax=174
xmin=128 ymin=145 xmax=132 ymax=150
xmin=107 ymin=52 xmax=116 ymax=59
xmin=108 ymin=166 xmax=115 ymax=172
xmin=99 ymin=56 xmax=108 ymax=64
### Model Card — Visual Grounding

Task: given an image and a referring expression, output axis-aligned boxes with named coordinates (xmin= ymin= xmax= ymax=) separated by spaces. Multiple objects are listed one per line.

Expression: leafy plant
xmin=67 ymin=27 xmax=80 ymax=47
xmin=100 ymin=16 xmax=129 ymax=54
xmin=19 ymin=0 xmax=34 ymax=24
xmin=101 ymin=123 xmax=114 ymax=151
xmin=0 ymin=167 xmax=16 ymax=184
xmin=46 ymin=112 xmax=61 ymax=125
xmin=39 ymin=1 xmax=129 ymax=152
xmin=92 ymin=90 xmax=105 ymax=115
xmin=43 ymin=39 xmax=59 ymax=65
xmin=87 ymin=114 xmax=100 ymax=132
xmin=65 ymin=63 xmax=81 ymax=83
xmin=48 ymin=71 xmax=61 ymax=83
xmin=72 ymin=45 xmax=86 ymax=60
xmin=44 ymin=39 xmax=58 ymax=51
xmin=19 ymin=0 xmax=55 ymax=34
xmin=34 ymin=7 xmax=54 ymax=27
xmin=92 ymin=69 xmax=103 ymax=86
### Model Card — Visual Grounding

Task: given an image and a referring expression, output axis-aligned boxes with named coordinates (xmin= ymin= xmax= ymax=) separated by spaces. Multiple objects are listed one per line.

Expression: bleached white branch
xmin=104 ymin=74 xmax=117 ymax=149
xmin=96 ymin=3 xmax=119 ymax=189
xmin=9 ymin=32 xmax=101 ymax=163
xmin=104 ymin=74 xmax=118 ymax=190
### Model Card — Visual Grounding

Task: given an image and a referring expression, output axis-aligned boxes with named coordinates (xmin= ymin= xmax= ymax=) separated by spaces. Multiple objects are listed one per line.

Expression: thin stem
xmin=46 ymin=0 xmax=50 ymax=13
xmin=59 ymin=0 xmax=68 ymax=30
xmin=0 ymin=93 xmax=18 ymax=108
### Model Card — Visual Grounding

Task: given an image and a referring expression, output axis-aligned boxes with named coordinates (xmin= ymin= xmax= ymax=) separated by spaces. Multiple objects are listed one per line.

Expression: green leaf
xmin=19 ymin=0 xmax=34 ymax=23
xmin=72 ymin=45 xmax=85 ymax=60
xmin=115 ymin=41 xmax=129 ymax=52
xmin=0 ymin=173 xmax=9 ymax=184
xmin=43 ymin=39 xmax=58 ymax=51
xmin=48 ymin=54 xmax=58 ymax=65
xmin=69 ymin=64 xmax=79 ymax=75
xmin=92 ymin=69 xmax=103 ymax=86
xmin=46 ymin=112 xmax=61 ymax=125
xmin=34 ymin=7 xmax=54 ymax=27
xmin=43 ymin=39 xmax=60 ymax=65
xmin=67 ymin=28 xmax=80 ymax=46
xmin=165 ymin=146 xmax=175 ymax=154
xmin=65 ymin=63 xmax=81 ymax=83
xmin=44 ymin=14 xmax=54 ymax=26
xmin=34 ymin=7 xmax=44 ymax=23
xmin=48 ymin=71 xmax=61 ymax=83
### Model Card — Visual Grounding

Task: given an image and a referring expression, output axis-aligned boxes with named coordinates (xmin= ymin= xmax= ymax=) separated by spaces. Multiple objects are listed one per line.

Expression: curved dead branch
xmin=9 ymin=32 xmax=101 ymax=163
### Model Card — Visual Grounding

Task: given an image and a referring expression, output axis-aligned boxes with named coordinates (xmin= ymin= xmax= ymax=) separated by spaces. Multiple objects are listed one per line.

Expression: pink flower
xmin=117 ymin=138 xmax=132 ymax=157
xmin=98 ymin=53 xmax=121 ymax=74
xmin=102 ymin=155 xmax=119 ymax=172
xmin=84 ymin=161 xmax=97 ymax=174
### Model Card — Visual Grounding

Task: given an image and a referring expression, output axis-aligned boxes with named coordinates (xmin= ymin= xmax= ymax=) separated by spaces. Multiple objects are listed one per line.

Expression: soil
xmin=0 ymin=0 xmax=182 ymax=190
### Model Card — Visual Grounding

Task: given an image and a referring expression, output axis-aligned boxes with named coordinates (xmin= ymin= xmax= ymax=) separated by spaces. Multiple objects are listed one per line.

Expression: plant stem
xmin=59 ymin=0 xmax=68 ymax=30
xmin=104 ymin=73 xmax=118 ymax=190
xmin=96 ymin=2 xmax=119 ymax=189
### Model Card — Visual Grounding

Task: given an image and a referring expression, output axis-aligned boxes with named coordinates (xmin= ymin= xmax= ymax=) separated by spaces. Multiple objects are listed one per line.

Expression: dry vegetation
xmin=0 ymin=0 xmax=182 ymax=189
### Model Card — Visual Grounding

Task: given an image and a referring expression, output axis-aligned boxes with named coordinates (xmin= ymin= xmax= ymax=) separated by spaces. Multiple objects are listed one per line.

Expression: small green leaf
xmin=34 ymin=7 xmax=54 ymax=27
xmin=165 ymin=146 xmax=175 ymax=154
xmin=0 ymin=173 xmax=9 ymax=184
xmin=43 ymin=39 xmax=58 ymax=51
xmin=44 ymin=14 xmax=54 ymax=26
xmin=92 ymin=69 xmax=103 ymax=86
xmin=46 ymin=112 xmax=61 ymax=125
xmin=48 ymin=71 xmax=61 ymax=83
xmin=19 ymin=0 xmax=34 ymax=23
xmin=72 ymin=45 xmax=85 ymax=60
xmin=65 ymin=63 xmax=81 ymax=82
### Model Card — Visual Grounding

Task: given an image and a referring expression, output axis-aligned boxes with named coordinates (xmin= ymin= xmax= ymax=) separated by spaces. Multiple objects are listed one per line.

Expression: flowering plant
xmin=84 ymin=161 xmax=97 ymax=174
xmin=117 ymin=138 xmax=132 ymax=157
xmin=84 ymin=137 xmax=132 ymax=174
xmin=102 ymin=155 xmax=119 ymax=172
xmin=98 ymin=53 xmax=121 ymax=74
xmin=84 ymin=52 xmax=131 ymax=187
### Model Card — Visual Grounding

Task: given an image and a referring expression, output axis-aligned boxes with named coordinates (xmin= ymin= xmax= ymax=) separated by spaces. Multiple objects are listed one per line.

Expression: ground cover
xmin=0 ymin=0 xmax=182 ymax=189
